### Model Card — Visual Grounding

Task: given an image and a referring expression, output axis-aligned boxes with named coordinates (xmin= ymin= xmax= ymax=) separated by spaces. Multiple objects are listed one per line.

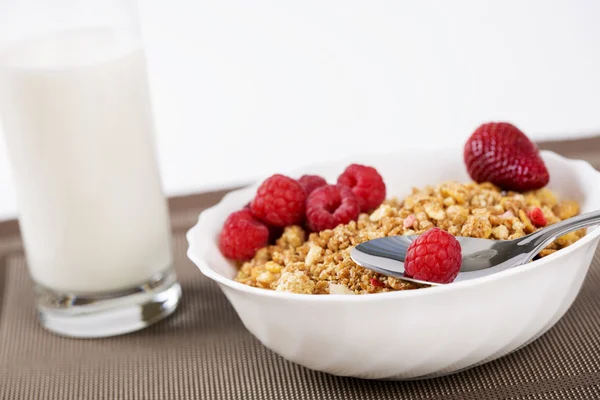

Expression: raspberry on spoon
xmin=404 ymin=228 xmax=462 ymax=284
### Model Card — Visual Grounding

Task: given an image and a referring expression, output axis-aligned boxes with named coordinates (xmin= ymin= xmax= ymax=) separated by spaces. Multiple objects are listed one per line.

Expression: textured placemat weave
xmin=1 ymin=202 xmax=600 ymax=400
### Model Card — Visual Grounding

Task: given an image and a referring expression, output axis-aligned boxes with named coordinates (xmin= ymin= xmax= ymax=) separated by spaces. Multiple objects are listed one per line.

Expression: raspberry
xmin=219 ymin=209 xmax=269 ymax=261
xmin=464 ymin=122 xmax=549 ymax=191
xmin=404 ymin=228 xmax=462 ymax=284
xmin=527 ymin=207 xmax=547 ymax=227
xmin=298 ymin=175 xmax=327 ymax=196
xmin=306 ymin=184 xmax=360 ymax=232
xmin=370 ymin=277 xmax=385 ymax=287
xmin=337 ymin=164 xmax=386 ymax=212
xmin=251 ymin=174 xmax=306 ymax=227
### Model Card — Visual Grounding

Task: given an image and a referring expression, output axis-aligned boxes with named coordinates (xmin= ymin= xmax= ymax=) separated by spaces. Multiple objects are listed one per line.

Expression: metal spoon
xmin=350 ymin=210 xmax=600 ymax=286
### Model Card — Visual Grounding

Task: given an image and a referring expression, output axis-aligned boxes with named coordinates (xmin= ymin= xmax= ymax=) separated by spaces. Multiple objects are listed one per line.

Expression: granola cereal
xmin=235 ymin=181 xmax=584 ymax=295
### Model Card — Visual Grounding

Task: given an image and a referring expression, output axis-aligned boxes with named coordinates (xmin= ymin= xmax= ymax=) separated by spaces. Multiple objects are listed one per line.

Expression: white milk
xmin=0 ymin=29 xmax=173 ymax=294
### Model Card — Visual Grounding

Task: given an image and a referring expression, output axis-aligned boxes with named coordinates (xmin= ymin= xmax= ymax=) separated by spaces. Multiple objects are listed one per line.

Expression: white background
xmin=1 ymin=0 xmax=600 ymax=220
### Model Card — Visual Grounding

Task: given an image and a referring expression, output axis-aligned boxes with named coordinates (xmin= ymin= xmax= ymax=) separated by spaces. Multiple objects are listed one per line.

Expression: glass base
xmin=35 ymin=268 xmax=181 ymax=338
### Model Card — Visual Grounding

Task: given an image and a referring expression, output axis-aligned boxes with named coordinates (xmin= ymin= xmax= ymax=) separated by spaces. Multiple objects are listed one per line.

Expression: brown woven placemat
xmin=1 ymin=136 xmax=600 ymax=400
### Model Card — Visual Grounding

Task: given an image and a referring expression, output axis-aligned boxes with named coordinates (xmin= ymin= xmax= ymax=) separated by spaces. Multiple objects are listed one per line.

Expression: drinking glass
xmin=0 ymin=0 xmax=181 ymax=337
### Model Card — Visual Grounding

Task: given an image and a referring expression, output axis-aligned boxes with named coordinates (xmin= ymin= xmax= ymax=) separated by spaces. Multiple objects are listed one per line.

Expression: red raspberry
xmin=370 ymin=277 xmax=385 ymax=287
xmin=464 ymin=122 xmax=549 ymax=191
xmin=527 ymin=207 xmax=547 ymax=227
xmin=404 ymin=228 xmax=462 ymax=284
xmin=298 ymin=175 xmax=327 ymax=196
xmin=219 ymin=209 xmax=269 ymax=261
xmin=306 ymin=184 xmax=360 ymax=231
xmin=243 ymin=203 xmax=282 ymax=243
xmin=251 ymin=174 xmax=306 ymax=227
xmin=337 ymin=164 xmax=386 ymax=212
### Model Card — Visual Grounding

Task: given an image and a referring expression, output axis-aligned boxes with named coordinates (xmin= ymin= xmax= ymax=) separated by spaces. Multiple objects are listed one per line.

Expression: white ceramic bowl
xmin=186 ymin=150 xmax=600 ymax=380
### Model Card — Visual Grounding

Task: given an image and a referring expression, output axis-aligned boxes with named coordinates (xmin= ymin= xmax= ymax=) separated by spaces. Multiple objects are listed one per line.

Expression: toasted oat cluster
xmin=234 ymin=181 xmax=584 ymax=294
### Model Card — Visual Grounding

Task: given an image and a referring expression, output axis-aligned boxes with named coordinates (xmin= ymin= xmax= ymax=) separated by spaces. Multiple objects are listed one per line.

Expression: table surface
xmin=1 ymin=137 xmax=600 ymax=400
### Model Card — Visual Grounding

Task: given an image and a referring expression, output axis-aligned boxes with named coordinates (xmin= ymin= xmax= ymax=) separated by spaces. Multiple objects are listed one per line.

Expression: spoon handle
xmin=517 ymin=210 xmax=600 ymax=255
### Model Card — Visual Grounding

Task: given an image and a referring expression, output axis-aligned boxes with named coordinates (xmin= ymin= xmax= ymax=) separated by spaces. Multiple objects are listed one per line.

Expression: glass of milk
xmin=0 ymin=0 xmax=181 ymax=337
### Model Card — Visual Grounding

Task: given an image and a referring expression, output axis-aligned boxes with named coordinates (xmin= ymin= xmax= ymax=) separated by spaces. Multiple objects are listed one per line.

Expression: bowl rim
xmin=186 ymin=150 xmax=600 ymax=302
